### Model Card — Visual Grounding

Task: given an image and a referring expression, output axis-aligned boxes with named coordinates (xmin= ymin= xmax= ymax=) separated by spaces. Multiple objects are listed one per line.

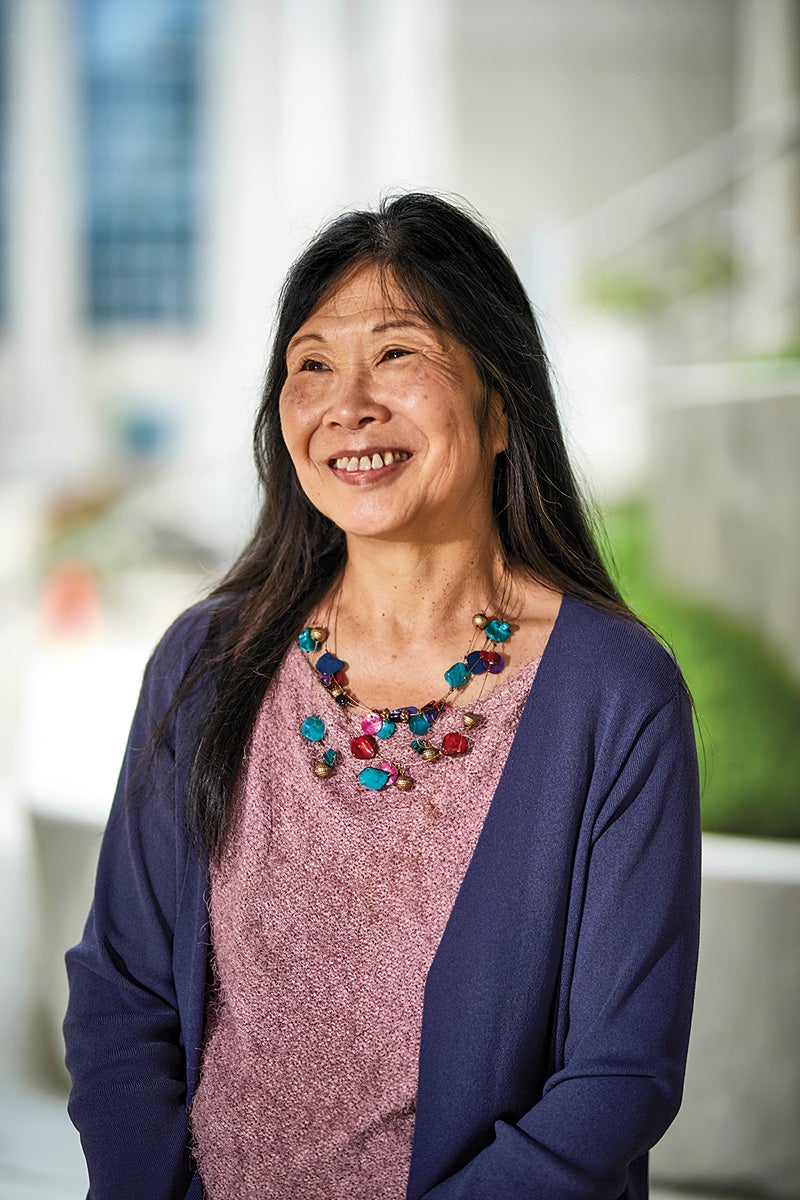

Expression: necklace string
xmin=297 ymin=574 xmax=514 ymax=793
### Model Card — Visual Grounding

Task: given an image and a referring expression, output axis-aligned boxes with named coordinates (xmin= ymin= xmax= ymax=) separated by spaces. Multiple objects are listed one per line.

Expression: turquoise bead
xmin=376 ymin=721 xmax=396 ymax=739
xmin=444 ymin=661 xmax=471 ymax=689
xmin=301 ymin=715 xmax=326 ymax=742
xmin=411 ymin=738 xmax=427 ymax=754
xmin=358 ymin=766 xmax=390 ymax=790
xmin=298 ymin=627 xmax=318 ymax=652
xmin=322 ymin=748 xmax=337 ymax=766
xmin=485 ymin=619 xmax=511 ymax=643
xmin=408 ymin=713 xmax=431 ymax=735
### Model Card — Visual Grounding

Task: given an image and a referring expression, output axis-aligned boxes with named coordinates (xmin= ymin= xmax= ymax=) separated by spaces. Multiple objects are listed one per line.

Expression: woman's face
xmin=278 ymin=265 xmax=507 ymax=545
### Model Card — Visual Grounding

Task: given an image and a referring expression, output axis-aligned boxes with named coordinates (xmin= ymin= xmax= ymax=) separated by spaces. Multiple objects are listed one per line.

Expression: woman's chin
xmin=322 ymin=502 xmax=433 ymax=544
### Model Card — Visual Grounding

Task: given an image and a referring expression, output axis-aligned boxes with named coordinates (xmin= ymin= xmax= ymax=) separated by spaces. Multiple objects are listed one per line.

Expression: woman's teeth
xmin=334 ymin=451 xmax=410 ymax=472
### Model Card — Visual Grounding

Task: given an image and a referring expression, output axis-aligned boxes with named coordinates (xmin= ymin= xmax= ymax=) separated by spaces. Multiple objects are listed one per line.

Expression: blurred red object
xmin=41 ymin=562 xmax=101 ymax=636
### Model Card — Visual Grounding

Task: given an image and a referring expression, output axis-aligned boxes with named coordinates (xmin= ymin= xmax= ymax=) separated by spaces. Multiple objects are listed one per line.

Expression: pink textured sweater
xmin=191 ymin=643 xmax=540 ymax=1199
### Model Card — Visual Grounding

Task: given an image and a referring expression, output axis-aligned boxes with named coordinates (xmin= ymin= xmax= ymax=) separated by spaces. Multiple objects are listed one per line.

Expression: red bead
xmin=441 ymin=731 xmax=469 ymax=756
xmin=480 ymin=650 xmax=501 ymax=666
xmin=350 ymin=734 xmax=378 ymax=760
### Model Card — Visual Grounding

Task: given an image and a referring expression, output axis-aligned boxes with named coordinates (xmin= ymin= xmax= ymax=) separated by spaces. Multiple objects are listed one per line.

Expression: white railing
xmin=560 ymin=95 xmax=800 ymax=268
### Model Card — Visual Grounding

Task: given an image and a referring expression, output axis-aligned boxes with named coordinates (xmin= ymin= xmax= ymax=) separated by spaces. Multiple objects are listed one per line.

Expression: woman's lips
xmin=330 ymin=450 xmax=411 ymax=473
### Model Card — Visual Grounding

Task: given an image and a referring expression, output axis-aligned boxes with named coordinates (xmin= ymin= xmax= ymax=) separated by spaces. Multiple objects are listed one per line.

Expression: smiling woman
xmin=279 ymin=265 xmax=504 ymax=548
xmin=63 ymin=194 xmax=700 ymax=1200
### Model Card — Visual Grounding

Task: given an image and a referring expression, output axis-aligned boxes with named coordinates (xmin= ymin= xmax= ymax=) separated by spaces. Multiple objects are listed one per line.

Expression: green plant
xmin=601 ymin=503 xmax=800 ymax=839
xmin=577 ymin=236 xmax=739 ymax=320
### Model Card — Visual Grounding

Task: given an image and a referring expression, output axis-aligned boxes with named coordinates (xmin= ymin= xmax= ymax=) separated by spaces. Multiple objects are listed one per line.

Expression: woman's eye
xmin=382 ymin=347 xmax=410 ymax=361
xmin=299 ymin=358 xmax=328 ymax=372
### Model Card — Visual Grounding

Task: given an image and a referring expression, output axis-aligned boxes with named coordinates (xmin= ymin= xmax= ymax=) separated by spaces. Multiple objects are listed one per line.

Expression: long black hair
xmin=183 ymin=192 xmax=631 ymax=853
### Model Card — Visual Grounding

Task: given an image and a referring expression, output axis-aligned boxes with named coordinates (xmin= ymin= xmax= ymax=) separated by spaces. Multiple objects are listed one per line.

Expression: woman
xmin=64 ymin=193 xmax=701 ymax=1200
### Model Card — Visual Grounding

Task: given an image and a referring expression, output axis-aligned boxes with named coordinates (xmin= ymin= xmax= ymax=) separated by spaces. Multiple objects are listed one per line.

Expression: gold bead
xmin=330 ymin=685 xmax=344 ymax=697
xmin=395 ymin=775 xmax=414 ymax=792
xmin=309 ymin=626 xmax=327 ymax=644
xmin=313 ymin=763 xmax=332 ymax=778
xmin=472 ymin=612 xmax=488 ymax=630
xmin=421 ymin=747 xmax=440 ymax=762
xmin=398 ymin=709 xmax=410 ymax=723
xmin=462 ymin=711 xmax=478 ymax=728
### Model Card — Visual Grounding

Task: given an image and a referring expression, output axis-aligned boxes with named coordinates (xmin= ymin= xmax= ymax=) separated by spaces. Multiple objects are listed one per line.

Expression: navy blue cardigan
xmin=64 ymin=593 xmax=701 ymax=1199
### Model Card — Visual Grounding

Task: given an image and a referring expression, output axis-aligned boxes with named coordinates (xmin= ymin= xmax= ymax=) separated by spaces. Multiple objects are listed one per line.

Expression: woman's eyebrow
xmin=286 ymin=332 xmax=326 ymax=355
xmin=372 ymin=319 xmax=429 ymax=334
xmin=287 ymin=319 xmax=429 ymax=356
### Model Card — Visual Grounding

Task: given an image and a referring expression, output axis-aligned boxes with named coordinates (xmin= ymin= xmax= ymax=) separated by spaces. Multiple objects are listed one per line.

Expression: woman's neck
xmin=332 ymin=533 xmax=509 ymax=642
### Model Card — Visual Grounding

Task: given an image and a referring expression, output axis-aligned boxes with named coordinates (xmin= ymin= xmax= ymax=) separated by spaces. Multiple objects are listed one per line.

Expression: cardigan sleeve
xmin=420 ymin=682 xmax=701 ymax=1199
xmin=63 ymin=611 xmax=211 ymax=1200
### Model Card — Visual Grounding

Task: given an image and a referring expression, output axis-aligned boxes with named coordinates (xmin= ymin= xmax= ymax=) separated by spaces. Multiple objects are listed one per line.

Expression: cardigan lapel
xmin=407 ymin=594 xmax=600 ymax=1195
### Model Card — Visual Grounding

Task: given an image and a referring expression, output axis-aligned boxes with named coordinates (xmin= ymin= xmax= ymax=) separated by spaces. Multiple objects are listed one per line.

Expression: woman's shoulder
xmin=548 ymin=593 xmax=685 ymax=715
xmin=143 ymin=594 xmax=231 ymax=706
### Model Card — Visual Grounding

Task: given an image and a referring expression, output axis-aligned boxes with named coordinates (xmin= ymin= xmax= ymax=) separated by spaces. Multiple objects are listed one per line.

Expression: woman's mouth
xmin=330 ymin=450 xmax=411 ymax=473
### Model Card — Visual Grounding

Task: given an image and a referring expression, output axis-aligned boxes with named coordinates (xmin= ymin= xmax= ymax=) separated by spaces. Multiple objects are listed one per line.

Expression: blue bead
xmin=376 ymin=721 xmax=396 ymax=739
xmin=322 ymin=748 xmax=337 ymax=766
xmin=358 ymin=766 xmax=390 ymax=790
xmin=316 ymin=651 xmax=345 ymax=675
xmin=485 ymin=619 xmax=511 ymax=643
xmin=389 ymin=707 xmax=418 ymax=721
xmin=301 ymin=715 xmax=326 ymax=742
xmin=465 ymin=650 xmax=488 ymax=675
xmin=444 ymin=661 xmax=471 ymax=689
xmin=298 ymin=628 xmax=318 ymax=652
xmin=408 ymin=713 xmax=431 ymax=735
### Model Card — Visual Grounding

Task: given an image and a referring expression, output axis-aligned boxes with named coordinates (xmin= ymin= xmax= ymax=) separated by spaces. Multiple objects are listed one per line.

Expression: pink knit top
xmin=191 ymin=642 xmax=541 ymax=1199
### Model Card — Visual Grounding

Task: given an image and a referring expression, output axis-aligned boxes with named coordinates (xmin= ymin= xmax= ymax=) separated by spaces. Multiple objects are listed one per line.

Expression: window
xmin=76 ymin=0 xmax=206 ymax=324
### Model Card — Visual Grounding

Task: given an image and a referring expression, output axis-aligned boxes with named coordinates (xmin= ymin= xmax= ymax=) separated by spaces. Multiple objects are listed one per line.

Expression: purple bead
xmin=320 ymin=673 xmax=333 ymax=686
xmin=489 ymin=655 xmax=505 ymax=674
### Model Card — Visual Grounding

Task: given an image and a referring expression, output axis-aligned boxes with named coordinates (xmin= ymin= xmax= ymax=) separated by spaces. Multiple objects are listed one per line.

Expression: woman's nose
xmin=323 ymin=368 xmax=391 ymax=429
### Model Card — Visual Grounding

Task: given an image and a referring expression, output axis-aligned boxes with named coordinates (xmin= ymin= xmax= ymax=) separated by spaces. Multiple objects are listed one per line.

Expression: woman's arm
xmin=63 ymin=612 xmax=211 ymax=1200
xmin=420 ymin=684 xmax=701 ymax=1199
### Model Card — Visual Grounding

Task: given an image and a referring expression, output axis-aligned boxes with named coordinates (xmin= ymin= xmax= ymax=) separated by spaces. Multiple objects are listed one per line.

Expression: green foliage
xmin=577 ymin=264 xmax=668 ymax=318
xmin=577 ymin=237 xmax=739 ymax=319
xmin=602 ymin=504 xmax=800 ymax=840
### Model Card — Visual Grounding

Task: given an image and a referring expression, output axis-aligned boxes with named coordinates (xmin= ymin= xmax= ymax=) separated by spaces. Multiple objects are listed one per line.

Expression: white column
xmin=275 ymin=0 xmax=350 ymax=236
xmin=345 ymin=0 xmax=456 ymax=201
xmin=734 ymin=0 xmax=800 ymax=352
xmin=4 ymin=0 xmax=83 ymax=478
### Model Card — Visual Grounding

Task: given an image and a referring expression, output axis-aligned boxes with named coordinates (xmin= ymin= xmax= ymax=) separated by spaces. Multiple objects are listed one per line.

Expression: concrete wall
xmin=651 ymin=835 xmax=800 ymax=1198
xmin=649 ymin=363 xmax=800 ymax=678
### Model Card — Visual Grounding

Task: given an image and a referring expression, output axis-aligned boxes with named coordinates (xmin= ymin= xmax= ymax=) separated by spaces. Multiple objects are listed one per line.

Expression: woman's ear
xmin=489 ymin=391 xmax=509 ymax=456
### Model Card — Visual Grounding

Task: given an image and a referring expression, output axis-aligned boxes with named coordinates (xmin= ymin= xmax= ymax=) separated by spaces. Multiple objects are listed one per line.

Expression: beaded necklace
xmin=297 ymin=610 xmax=512 ymax=792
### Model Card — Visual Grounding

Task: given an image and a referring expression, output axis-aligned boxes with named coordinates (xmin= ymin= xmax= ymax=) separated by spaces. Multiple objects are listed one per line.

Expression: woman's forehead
xmin=310 ymin=264 xmax=410 ymax=321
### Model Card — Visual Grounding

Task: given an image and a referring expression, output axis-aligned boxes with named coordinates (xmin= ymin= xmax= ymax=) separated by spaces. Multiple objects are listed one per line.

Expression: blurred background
xmin=0 ymin=1 xmax=798 ymax=1197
